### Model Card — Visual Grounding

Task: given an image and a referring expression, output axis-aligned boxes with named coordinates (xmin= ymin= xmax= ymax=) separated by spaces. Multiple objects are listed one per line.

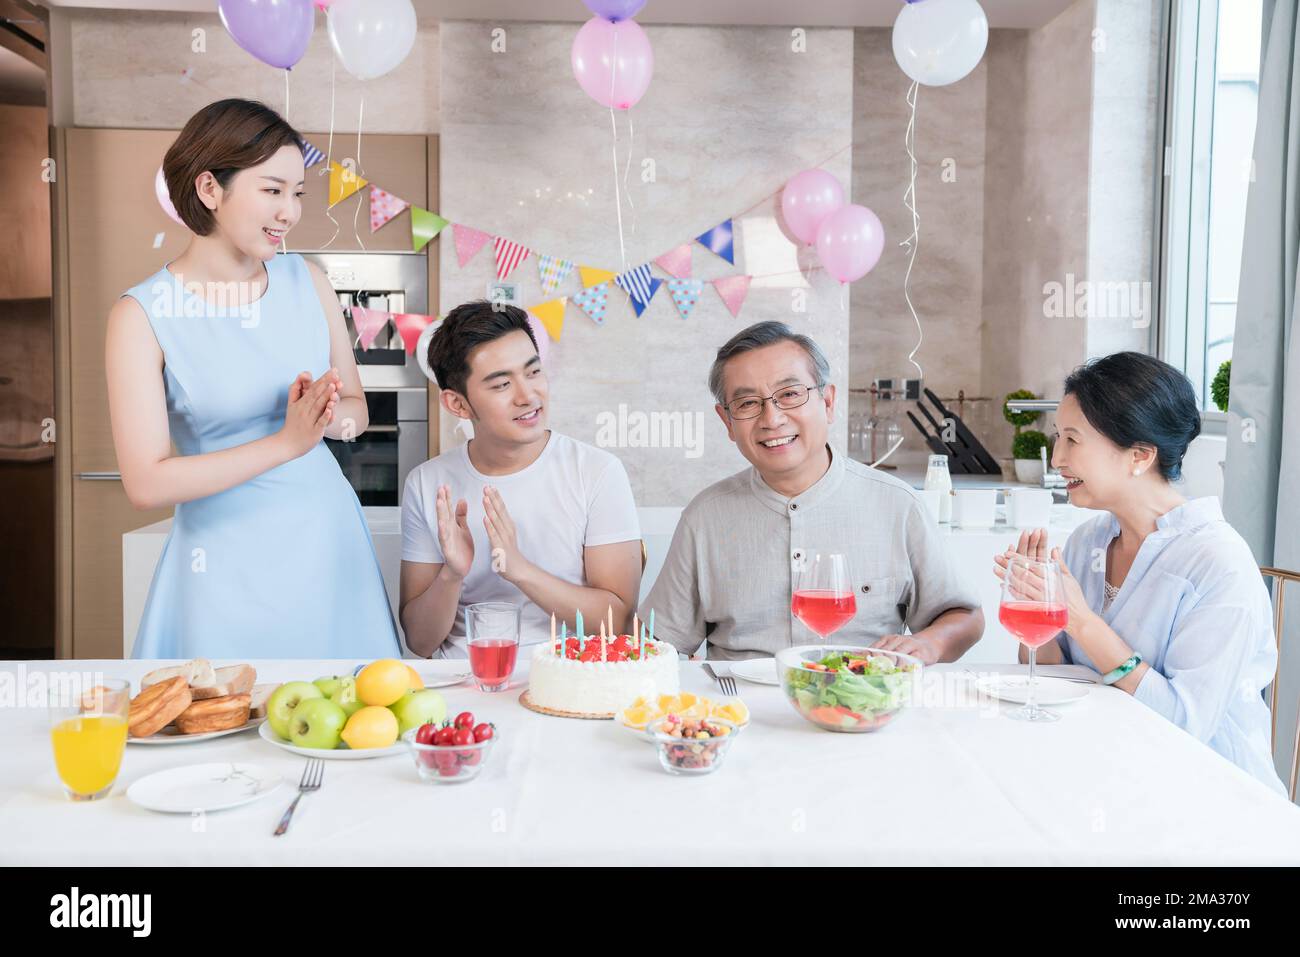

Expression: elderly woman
xmin=994 ymin=352 xmax=1285 ymax=796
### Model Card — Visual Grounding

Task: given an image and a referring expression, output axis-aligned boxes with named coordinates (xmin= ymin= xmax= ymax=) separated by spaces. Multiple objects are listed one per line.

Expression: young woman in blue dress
xmin=994 ymin=353 xmax=1285 ymax=795
xmin=106 ymin=98 xmax=401 ymax=659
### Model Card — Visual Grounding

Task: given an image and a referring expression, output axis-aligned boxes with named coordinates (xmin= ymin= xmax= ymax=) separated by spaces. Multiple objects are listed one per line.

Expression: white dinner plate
xmin=126 ymin=762 xmax=282 ymax=814
xmin=415 ymin=672 xmax=471 ymax=689
xmin=727 ymin=657 xmax=780 ymax=686
xmin=257 ymin=720 xmax=406 ymax=759
xmin=127 ymin=718 xmax=262 ymax=745
xmin=975 ymin=675 xmax=1092 ymax=706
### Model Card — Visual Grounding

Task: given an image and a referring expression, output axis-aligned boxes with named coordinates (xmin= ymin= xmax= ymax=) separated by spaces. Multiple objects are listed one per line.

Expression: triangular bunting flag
xmin=370 ymin=186 xmax=412 ymax=233
xmin=630 ymin=277 xmax=662 ymax=317
xmin=529 ymin=297 xmax=567 ymax=342
xmin=615 ymin=263 xmax=656 ymax=305
xmin=712 ymin=275 xmax=752 ymax=318
xmin=328 ymin=161 xmax=368 ymax=207
xmin=572 ymin=282 xmax=611 ymax=325
xmin=696 ymin=219 xmax=735 ymax=264
xmin=453 ymin=224 xmax=490 ymax=268
xmin=392 ymin=312 xmax=434 ymax=354
xmin=351 ymin=306 xmax=391 ymax=350
xmin=655 ymin=244 xmax=693 ymax=278
xmin=411 ymin=207 xmax=449 ymax=252
xmin=302 ymin=142 xmax=326 ymax=168
xmin=493 ymin=237 xmax=531 ymax=280
xmin=666 ymin=278 xmax=705 ymax=320
xmin=580 ymin=266 xmax=617 ymax=288
xmin=537 ymin=255 xmax=575 ymax=295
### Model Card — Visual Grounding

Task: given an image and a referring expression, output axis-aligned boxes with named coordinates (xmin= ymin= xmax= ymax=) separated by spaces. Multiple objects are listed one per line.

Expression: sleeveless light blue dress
xmin=122 ymin=252 xmax=401 ymax=659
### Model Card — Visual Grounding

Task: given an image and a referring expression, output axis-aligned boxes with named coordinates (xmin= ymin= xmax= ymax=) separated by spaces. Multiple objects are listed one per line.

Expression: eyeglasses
xmin=724 ymin=383 xmax=823 ymax=420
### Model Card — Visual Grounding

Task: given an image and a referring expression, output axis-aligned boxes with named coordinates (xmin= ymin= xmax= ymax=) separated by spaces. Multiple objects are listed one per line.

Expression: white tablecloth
xmin=3 ymin=658 xmax=1299 ymax=866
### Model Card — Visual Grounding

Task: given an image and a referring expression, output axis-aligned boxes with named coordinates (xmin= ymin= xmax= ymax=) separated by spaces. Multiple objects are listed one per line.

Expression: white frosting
xmin=528 ymin=639 xmax=680 ymax=716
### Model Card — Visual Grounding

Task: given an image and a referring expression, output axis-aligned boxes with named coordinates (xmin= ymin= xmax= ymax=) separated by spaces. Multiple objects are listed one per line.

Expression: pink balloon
xmin=154 ymin=165 xmax=185 ymax=228
xmin=815 ymin=205 xmax=885 ymax=283
xmin=571 ymin=17 xmax=653 ymax=110
xmin=314 ymin=0 xmax=335 ymax=8
xmin=782 ymin=169 xmax=845 ymax=245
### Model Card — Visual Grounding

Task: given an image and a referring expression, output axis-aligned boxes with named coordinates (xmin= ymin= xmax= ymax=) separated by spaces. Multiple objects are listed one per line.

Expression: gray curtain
xmin=1224 ymin=0 xmax=1300 ymax=797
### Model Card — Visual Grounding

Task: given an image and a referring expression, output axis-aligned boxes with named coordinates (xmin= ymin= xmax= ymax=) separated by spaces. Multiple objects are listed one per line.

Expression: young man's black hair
xmin=426 ymin=300 xmax=539 ymax=396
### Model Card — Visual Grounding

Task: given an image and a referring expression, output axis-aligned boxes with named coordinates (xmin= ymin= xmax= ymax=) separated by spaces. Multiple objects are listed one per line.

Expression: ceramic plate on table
xmin=975 ymin=675 xmax=1092 ymax=706
xmin=127 ymin=718 xmax=262 ymax=745
xmin=727 ymin=657 xmax=780 ymax=686
xmin=414 ymin=672 xmax=471 ymax=689
xmin=126 ymin=762 xmax=282 ymax=814
xmin=257 ymin=720 xmax=405 ymax=760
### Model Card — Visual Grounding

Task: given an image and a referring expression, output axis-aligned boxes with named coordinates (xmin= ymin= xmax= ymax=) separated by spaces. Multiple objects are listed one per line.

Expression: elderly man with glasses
xmin=641 ymin=320 xmax=984 ymax=662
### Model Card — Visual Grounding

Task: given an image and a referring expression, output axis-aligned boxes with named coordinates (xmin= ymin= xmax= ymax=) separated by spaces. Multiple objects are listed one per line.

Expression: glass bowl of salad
xmin=775 ymin=645 xmax=922 ymax=732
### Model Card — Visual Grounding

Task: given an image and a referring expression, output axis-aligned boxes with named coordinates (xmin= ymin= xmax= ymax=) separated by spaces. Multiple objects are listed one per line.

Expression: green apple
xmin=289 ymin=697 xmax=347 ymax=750
xmin=389 ymin=688 xmax=447 ymax=736
xmin=266 ymin=681 xmax=323 ymax=741
xmin=330 ymin=679 xmax=366 ymax=719
xmin=313 ymin=675 xmax=348 ymax=698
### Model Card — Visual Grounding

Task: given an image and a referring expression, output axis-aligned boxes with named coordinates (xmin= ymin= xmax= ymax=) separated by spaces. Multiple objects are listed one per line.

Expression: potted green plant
xmin=1211 ymin=360 xmax=1231 ymax=413
xmin=1004 ymin=390 xmax=1047 ymax=483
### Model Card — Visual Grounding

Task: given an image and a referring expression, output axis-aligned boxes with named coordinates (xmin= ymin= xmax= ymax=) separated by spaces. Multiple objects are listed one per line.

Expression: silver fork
xmin=703 ymin=663 xmax=739 ymax=698
xmin=274 ymin=759 xmax=323 ymax=836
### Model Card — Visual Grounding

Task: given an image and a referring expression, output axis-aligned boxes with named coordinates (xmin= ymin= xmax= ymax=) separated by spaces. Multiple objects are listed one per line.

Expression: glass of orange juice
xmin=49 ymin=678 xmax=130 ymax=801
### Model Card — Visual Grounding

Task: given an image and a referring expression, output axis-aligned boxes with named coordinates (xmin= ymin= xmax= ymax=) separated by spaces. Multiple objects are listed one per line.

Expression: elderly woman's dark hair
xmin=1063 ymin=352 xmax=1201 ymax=481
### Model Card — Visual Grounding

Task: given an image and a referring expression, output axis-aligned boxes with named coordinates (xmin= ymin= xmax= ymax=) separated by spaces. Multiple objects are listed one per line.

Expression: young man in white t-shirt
xmin=399 ymin=301 xmax=642 ymax=658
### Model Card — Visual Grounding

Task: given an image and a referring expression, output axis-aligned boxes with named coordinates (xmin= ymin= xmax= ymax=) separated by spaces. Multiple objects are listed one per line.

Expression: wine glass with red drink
xmin=998 ymin=556 xmax=1068 ymax=722
xmin=791 ymin=552 xmax=857 ymax=640
xmin=466 ymin=601 xmax=520 ymax=693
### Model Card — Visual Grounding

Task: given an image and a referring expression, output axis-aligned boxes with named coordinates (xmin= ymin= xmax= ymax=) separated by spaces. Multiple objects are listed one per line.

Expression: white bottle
xmin=924 ymin=454 xmax=953 ymax=523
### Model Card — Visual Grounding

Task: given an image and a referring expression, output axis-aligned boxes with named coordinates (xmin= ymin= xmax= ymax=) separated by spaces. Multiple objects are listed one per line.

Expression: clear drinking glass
xmin=997 ymin=556 xmax=1068 ymax=722
xmin=48 ymin=677 xmax=130 ymax=801
xmin=466 ymin=601 xmax=521 ymax=692
xmin=791 ymin=552 xmax=858 ymax=640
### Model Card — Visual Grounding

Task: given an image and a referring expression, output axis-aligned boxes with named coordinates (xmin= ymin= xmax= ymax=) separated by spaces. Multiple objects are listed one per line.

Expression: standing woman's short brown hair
xmin=162 ymin=98 xmax=307 ymax=236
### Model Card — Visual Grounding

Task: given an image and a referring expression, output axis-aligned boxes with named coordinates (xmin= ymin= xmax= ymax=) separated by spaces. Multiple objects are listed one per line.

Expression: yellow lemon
xmin=406 ymin=665 xmax=424 ymax=691
xmin=712 ymin=700 xmax=750 ymax=725
xmin=356 ymin=659 xmax=410 ymax=707
xmin=341 ymin=706 xmax=399 ymax=749
xmin=621 ymin=704 xmax=654 ymax=729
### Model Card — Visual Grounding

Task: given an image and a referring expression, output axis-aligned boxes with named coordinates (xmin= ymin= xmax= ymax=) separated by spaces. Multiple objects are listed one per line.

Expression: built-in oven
xmin=298 ymin=252 xmax=430 ymax=507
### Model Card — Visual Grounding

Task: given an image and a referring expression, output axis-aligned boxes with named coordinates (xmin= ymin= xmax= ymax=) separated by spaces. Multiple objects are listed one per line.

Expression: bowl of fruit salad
xmin=403 ymin=710 xmax=496 ymax=783
xmin=775 ymin=646 xmax=921 ymax=733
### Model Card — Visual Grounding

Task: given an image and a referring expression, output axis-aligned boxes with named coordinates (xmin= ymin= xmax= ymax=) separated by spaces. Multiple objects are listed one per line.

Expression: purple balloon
xmin=582 ymin=0 xmax=647 ymax=21
xmin=571 ymin=17 xmax=654 ymax=110
xmin=782 ymin=169 xmax=846 ymax=246
xmin=219 ymin=0 xmax=315 ymax=70
xmin=154 ymin=165 xmax=184 ymax=228
xmin=815 ymin=205 xmax=885 ymax=284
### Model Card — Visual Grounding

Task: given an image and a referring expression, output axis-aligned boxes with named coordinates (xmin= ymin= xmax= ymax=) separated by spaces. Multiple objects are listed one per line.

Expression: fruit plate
xmin=126 ymin=762 xmax=283 ymax=814
xmin=257 ymin=720 xmax=406 ymax=759
xmin=127 ymin=717 xmax=262 ymax=745
xmin=619 ymin=715 xmax=750 ymax=742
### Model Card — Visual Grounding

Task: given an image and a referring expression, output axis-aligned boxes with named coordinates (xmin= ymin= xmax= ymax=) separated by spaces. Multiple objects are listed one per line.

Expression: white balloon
xmin=327 ymin=0 xmax=417 ymax=81
xmin=892 ymin=0 xmax=989 ymax=87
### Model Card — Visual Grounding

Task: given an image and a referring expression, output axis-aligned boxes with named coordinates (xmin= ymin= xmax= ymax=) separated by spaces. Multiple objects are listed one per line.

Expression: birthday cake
xmin=527 ymin=633 xmax=680 ymax=718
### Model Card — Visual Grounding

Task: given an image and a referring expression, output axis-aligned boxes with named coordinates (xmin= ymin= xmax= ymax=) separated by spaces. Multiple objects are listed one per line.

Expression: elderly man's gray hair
xmin=708 ymin=321 xmax=831 ymax=406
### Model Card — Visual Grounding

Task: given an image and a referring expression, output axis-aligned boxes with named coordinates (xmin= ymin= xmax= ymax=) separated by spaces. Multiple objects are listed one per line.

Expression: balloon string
xmin=900 ymin=80 xmax=924 ymax=383
xmin=319 ymin=53 xmax=341 ymax=251
xmin=281 ymin=67 xmax=290 ymax=254
xmin=353 ymin=93 xmax=367 ymax=251
xmin=622 ymin=107 xmax=637 ymax=242
xmin=608 ymin=26 xmax=627 ymax=274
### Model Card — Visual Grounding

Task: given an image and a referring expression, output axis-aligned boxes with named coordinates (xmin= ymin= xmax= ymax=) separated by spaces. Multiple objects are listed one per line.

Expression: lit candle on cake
xmin=550 ymin=612 xmax=557 ymax=657
xmin=575 ymin=609 xmax=584 ymax=648
xmin=599 ymin=620 xmax=607 ymax=661
xmin=561 ymin=620 xmax=568 ymax=657
xmin=632 ymin=614 xmax=639 ymax=658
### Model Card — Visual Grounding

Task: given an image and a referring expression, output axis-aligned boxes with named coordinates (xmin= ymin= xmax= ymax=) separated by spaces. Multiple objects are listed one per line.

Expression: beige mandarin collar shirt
xmin=642 ymin=446 xmax=981 ymax=659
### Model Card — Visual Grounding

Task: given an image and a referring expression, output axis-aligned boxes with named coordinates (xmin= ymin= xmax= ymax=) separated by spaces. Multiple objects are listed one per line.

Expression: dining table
xmin=4 ymin=656 xmax=1300 ymax=866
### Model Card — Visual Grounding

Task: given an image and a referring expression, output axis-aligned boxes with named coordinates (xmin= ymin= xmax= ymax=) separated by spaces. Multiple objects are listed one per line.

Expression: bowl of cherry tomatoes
xmin=403 ymin=710 xmax=496 ymax=783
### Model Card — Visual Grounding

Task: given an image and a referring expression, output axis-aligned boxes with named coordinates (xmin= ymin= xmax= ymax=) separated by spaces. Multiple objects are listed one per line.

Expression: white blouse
xmin=1058 ymin=497 xmax=1286 ymax=796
